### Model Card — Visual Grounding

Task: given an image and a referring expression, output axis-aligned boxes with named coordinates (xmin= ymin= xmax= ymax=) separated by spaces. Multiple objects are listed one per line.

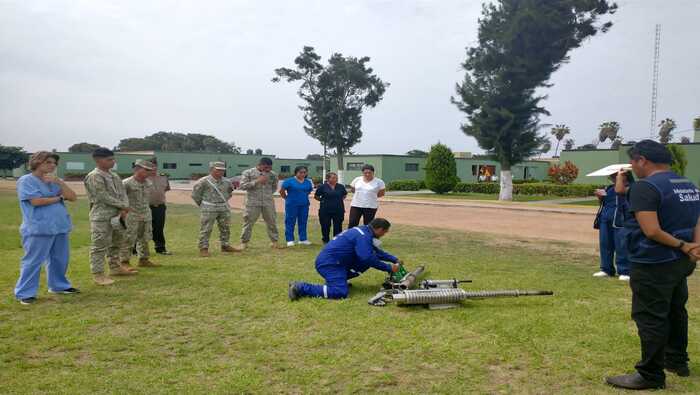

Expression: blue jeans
xmin=298 ymin=261 xmax=352 ymax=299
xmin=285 ymin=204 xmax=309 ymax=242
xmin=599 ymin=219 xmax=629 ymax=276
xmin=15 ymin=233 xmax=73 ymax=299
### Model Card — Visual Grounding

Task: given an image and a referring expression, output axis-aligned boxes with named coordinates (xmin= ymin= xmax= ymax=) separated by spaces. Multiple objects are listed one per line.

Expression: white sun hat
xmin=585 ymin=164 xmax=632 ymax=177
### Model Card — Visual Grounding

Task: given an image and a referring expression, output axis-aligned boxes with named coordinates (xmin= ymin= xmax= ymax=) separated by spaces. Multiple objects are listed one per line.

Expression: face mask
xmin=372 ymin=238 xmax=382 ymax=248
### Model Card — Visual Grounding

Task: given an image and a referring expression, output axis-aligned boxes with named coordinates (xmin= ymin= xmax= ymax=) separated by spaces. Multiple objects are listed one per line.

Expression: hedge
xmin=452 ymin=182 xmax=605 ymax=197
xmin=386 ymin=179 xmax=423 ymax=191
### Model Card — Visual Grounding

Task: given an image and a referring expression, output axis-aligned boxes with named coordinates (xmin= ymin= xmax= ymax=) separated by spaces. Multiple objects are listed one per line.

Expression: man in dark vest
xmin=606 ymin=140 xmax=700 ymax=390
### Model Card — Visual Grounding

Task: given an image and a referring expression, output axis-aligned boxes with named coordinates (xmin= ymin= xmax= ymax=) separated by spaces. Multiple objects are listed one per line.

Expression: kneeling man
xmin=288 ymin=218 xmax=401 ymax=300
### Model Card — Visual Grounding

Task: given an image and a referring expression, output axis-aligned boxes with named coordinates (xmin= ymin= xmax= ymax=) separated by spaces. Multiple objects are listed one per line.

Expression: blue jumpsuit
xmin=14 ymin=174 xmax=74 ymax=299
xmin=297 ymin=225 xmax=398 ymax=299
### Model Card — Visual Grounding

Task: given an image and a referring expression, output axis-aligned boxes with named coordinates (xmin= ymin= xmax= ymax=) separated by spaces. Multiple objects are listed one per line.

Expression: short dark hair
xmin=362 ymin=164 xmax=375 ymax=172
xmin=293 ymin=166 xmax=308 ymax=175
xmin=29 ymin=151 xmax=59 ymax=171
xmin=149 ymin=157 xmax=158 ymax=165
xmin=259 ymin=157 xmax=273 ymax=166
xmin=369 ymin=218 xmax=391 ymax=230
xmin=325 ymin=171 xmax=337 ymax=180
xmin=627 ymin=140 xmax=672 ymax=164
xmin=92 ymin=147 xmax=115 ymax=158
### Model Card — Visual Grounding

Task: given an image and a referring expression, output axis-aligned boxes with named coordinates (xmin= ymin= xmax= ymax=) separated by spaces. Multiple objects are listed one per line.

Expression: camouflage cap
xmin=210 ymin=161 xmax=226 ymax=170
xmin=134 ymin=159 xmax=155 ymax=170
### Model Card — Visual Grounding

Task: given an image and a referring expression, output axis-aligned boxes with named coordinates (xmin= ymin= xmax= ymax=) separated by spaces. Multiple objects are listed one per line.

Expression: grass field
xmin=1 ymin=190 xmax=699 ymax=394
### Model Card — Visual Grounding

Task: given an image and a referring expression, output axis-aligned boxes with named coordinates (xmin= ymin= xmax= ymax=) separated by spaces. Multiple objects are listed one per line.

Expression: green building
xmin=328 ymin=154 xmax=551 ymax=184
xmin=33 ymin=151 xmax=323 ymax=180
xmin=559 ymin=141 xmax=700 ymax=185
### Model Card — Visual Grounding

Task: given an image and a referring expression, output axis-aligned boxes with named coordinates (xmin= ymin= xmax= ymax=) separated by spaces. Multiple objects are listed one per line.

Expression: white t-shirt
xmin=350 ymin=176 xmax=385 ymax=209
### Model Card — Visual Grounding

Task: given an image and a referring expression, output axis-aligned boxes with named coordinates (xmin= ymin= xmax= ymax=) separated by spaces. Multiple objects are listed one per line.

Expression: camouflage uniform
xmin=84 ymin=168 xmax=129 ymax=274
xmin=192 ymin=174 xmax=234 ymax=249
xmin=239 ymin=167 xmax=279 ymax=243
xmin=120 ymin=176 xmax=154 ymax=261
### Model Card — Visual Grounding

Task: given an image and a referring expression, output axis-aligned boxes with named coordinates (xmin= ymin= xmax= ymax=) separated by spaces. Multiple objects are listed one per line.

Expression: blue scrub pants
xmin=285 ymin=204 xmax=309 ymax=242
xmin=15 ymin=233 xmax=73 ymax=299
xmin=599 ymin=219 xmax=629 ymax=276
xmin=298 ymin=261 xmax=355 ymax=299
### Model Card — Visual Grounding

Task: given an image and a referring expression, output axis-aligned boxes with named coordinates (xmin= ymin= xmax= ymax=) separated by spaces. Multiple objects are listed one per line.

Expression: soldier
xmin=191 ymin=162 xmax=236 ymax=257
xmin=235 ymin=157 xmax=281 ymax=251
xmin=84 ymin=148 xmax=137 ymax=285
xmin=120 ymin=159 xmax=159 ymax=268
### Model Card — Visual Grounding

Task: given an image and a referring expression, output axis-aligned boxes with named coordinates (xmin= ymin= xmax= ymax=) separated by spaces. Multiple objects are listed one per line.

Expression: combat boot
xmin=120 ymin=260 xmax=139 ymax=272
xmin=221 ymin=245 xmax=238 ymax=253
xmin=233 ymin=243 xmax=247 ymax=252
xmin=138 ymin=258 xmax=161 ymax=267
xmin=199 ymin=248 xmax=210 ymax=257
xmin=93 ymin=274 xmax=115 ymax=286
xmin=111 ymin=266 xmax=138 ymax=276
xmin=270 ymin=242 xmax=282 ymax=249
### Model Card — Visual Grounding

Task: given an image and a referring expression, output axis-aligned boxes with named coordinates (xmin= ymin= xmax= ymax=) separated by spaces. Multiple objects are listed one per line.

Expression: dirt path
xmin=0 ymin=180 xmax=598 ymax=247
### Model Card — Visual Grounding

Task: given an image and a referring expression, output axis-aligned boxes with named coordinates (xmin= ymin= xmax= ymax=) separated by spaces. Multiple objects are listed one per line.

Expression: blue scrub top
xmin=17 ymin=174 xmax=72 ymax=237
xmin=600 ymin=184 xmax=617 ymax=220
xmin=281 ymin=177 xmax=313 ymax=206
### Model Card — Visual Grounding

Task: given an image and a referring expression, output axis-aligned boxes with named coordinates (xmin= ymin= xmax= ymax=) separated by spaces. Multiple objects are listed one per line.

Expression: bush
xmin=668 ymin=144 xmax=687 ymax=176
xmin=548 ymin=161 xmax=579 ymax=185
xmin=513 ymin=178 xmax=538 ymax=184
xmin=424 ymin=143 xmax=459 ymax=194
xmin=387 ymin=179 xmax=422 ymax=191
xmin=452 ymin=182 xmax=604 ymax=197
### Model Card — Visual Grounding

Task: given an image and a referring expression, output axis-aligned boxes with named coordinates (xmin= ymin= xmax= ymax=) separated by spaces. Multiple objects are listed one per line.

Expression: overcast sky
xmin=1 ymin=0 xmax=698 ymax=157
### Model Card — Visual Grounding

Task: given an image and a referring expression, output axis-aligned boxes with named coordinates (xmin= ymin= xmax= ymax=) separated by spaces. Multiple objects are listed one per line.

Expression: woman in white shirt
xmin=348 ymin=164 xmax=386 ymax=228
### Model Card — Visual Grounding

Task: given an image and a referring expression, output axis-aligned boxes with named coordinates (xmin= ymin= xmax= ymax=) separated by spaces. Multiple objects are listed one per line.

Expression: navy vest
xmin=624 ymin=172 xmax=700 ymax=264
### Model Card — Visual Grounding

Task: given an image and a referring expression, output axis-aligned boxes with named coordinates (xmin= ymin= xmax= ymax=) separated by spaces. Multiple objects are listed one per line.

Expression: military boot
xmin=221 ymin=245 xmax=238 ymax=253
xmin=138 ymin=258 xmax=161 ymax=267
xmin=199 ymin=248 xmax=210 ymax=257
xmin=111 ymin=266 xmax=138 ymax=276
xmin=93 ymin=274 xmax=115 ymax=286
xmin=120 ymin=260 xmax=139 ymax=272
xmin=233 ymin=243 xmax=247 ymax=252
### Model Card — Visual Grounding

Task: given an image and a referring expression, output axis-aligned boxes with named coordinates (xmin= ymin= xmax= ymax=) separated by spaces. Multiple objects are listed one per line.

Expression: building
xmin=34 ymin=151 xmax=324 ymax=180
xmin=559 ymin=141 xmax=700 ymax=185
xmin=328 ymin=154 xmax=551 ymax=184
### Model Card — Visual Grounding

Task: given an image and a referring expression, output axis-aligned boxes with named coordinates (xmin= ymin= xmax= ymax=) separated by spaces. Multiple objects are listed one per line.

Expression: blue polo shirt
xmin=17 ymin=174 xmax=73 ymax=237
xmin=281 ymin=177 xmax=313 ymax=206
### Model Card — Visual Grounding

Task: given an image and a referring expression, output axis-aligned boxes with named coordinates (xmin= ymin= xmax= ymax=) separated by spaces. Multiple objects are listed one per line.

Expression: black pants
xmin=630 ymin=258 xmax=696 ymax=383
xmin=348 ymin=206 xmax=377 ymax=228
xmin=319 ymin=211 xmax=344 ymax=243
xmin=150 ymin=204 xmax=167 ymax=252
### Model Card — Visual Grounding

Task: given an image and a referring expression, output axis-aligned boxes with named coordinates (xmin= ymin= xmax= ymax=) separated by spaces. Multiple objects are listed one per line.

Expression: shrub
xmin=513 ymin=178 xmax=538 ymax=185
xmin=548 ymin=161 xmax=579 ymax=185
xmin=668 ymin=144 xmax=687 ymax=176
xmin=424 ymin=143 xmax=459 ymax=194
xmin=452 ymin=182 xmax=500 ymax=194
xmin=387 ymin=179 xmax=422 ymax=191
xmin=452 ymin=182 xmax=604 ymax=197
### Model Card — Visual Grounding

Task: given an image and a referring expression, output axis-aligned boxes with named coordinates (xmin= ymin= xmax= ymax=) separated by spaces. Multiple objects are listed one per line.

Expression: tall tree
xmin=550 ymin=124 xmax=570 ymax=157
xmin=0 ymin=145 xmax=29 ymax=176
xmin=405 ymin=149 xmax=429 ymax=157
xmin=658 ymin=118 xmax=676 ymax=144
xmin=68 ymin=142 xmax=101 ymax=153
xmin=424 ymin=143 xmax=459 ymax=194
xmin=564 ymin=138 xmax=575 ymax=151
xmin=452 ymin=0 xmax=616 ymax=200
xmin=254 ymin=148 xmax=263 ymax=155
xmin=117 ymin=132 xmax=240 ymax=153
xmin=598 ymin=121 xmax=620 ymax=145
xmin=273 ymin=46 xmax=388 ymax=181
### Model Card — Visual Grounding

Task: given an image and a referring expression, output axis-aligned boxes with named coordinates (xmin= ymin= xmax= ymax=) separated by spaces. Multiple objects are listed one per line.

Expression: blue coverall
xmin=297 ymin=225 xmax=398 ymax=299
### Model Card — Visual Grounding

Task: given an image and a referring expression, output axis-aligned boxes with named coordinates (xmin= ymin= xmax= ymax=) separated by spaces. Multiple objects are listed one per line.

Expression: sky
xmin=1 ymin=0 xmax=698 ymax=157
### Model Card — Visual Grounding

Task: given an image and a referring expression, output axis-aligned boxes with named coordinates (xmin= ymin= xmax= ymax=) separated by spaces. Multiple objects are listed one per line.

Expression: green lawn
xmin=1 ymin=191 xmax=699 ymax=393
xmin=389 ymin=192 xmax=553 ymax=202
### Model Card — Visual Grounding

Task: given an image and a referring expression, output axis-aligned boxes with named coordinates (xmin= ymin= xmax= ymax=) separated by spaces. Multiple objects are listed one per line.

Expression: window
xmin=189 ymin=163 xmax=203 ymax=167
xmin=347 ymin=162 xmax=365 ymax=171
xmin=472 ymin=165 xmax=478 ymax=176
xmin=66 ymin=162 xmax=85 ymax=170
xmin=280 ymin=165 xmax=291 ymax=173
xmin=163 ymin=163 xmax=177 ymax=169
xmin=405 ymin=163 xmax=419 ymax=172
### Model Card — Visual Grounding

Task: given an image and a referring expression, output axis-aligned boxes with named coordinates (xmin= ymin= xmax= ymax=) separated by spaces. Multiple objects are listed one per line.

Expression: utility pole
xmin=649 ymin=24 xmax=661 ymax=138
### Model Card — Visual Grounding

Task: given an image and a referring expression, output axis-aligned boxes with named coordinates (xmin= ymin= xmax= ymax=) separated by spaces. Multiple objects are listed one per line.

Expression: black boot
xmin=605 ymin=373 xmax=665 ymax=390
xmin=665 ymin=364 xmax=690 ymax=377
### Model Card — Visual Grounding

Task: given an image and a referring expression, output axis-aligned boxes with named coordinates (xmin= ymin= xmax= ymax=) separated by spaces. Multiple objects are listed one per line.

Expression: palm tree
xmin=598 ymin=121 xmax=620 ymax=145
xmin=550 ymin=124 xmax=570 ymax=157
xmin=564 ymin=138 xmax=575 ymax=151
xmin=658 ymin=118 xmax=676 ymax=144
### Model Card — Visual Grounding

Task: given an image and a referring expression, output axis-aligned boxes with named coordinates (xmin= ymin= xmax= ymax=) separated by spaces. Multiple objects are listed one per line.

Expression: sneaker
xmin=287 ymin=241 xmax=296 ymax=247
xmin=48 ymin=287 xmax=81 ymax=295
xmin=298 ymin=240 xmax=312 ymax=246
xmin=593 ymin=271 xmax=612 ymax=278
xmin=18 ymin=297 xmax=37 ymax=305
xmin=93 ymin=274 xmax=115 ymax=286
xmin=618 ymin=275 xmax=630 ymax=281
xmin=288 ymin=281 xmax=303 ymax=301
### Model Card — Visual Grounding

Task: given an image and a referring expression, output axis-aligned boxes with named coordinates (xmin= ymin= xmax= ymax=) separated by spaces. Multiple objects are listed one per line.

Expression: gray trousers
xmin=241 ymin=205 xmax=279 ymax=243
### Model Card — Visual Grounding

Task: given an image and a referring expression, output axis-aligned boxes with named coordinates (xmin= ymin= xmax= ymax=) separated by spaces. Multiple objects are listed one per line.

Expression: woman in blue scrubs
xmin=279 ymin=166 xmax=314 ymax=247
xmin=14 ymin=151 xmax=79 ymax=305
